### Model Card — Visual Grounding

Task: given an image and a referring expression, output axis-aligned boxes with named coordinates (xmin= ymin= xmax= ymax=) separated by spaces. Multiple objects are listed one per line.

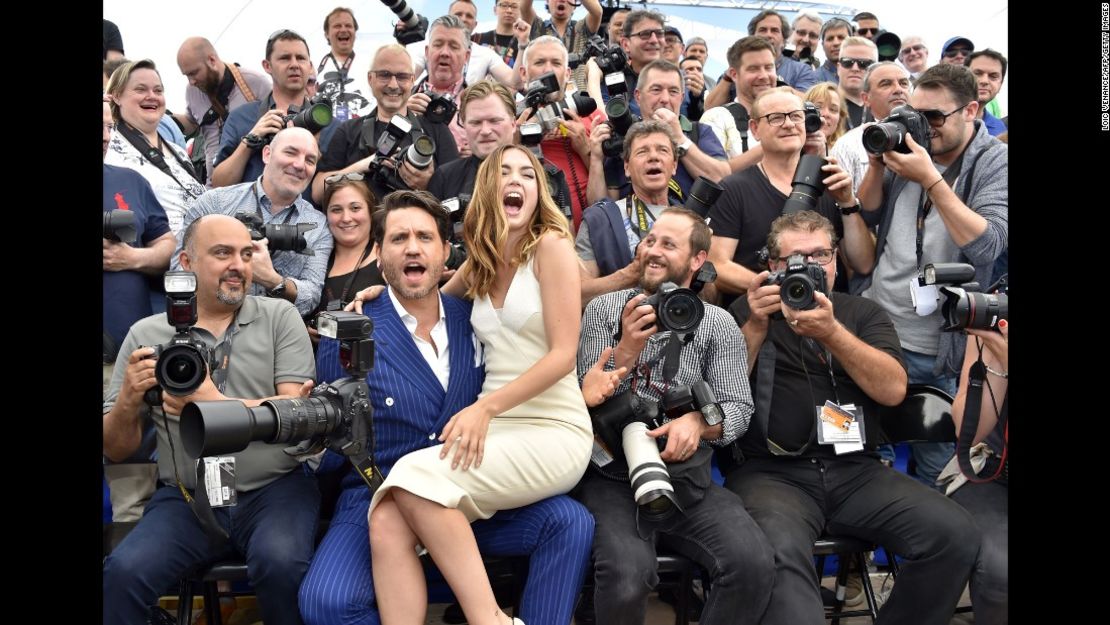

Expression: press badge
xmin=590 ymin=438 xmax=614 ymax=467
xmin=909 ymin=278 xmax=938 ymax=316
xmin=202 ymin=457 xmax=238 ymax=507
xmin=334 ymin=105 xmax=351 ymax=123
xmin=816 ymin=401 xmax=865 ymax=454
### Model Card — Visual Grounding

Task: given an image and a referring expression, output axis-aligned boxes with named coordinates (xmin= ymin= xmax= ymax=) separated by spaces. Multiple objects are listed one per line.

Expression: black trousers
xmin=725 ymin=454 xmax=979 ymax=625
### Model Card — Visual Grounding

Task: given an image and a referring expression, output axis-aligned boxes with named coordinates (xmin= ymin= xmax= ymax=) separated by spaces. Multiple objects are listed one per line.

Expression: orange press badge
xmin=819 ymin=401 xmax=855 ymax=432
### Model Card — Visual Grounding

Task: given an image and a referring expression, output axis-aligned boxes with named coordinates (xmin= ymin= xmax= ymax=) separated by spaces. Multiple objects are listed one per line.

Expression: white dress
xmin=368 ymin=257 xmax=593 ymax=522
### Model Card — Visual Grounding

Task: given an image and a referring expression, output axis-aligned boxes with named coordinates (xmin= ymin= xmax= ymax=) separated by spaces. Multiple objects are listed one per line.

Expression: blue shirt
xmin=214 ymin=95 xmax=338 ymax=202
xmin=103 ymin=164 xmax=171 ymax=359
xmin=777 ymin=56 xmax=818 ymax=91
xmin=816 ymin=60 xmax=839 ymax=84
xmin=982 ymin=111 xmax=1007 ymax=136
xmin=172 ymin=178 xmax=333 ymax=316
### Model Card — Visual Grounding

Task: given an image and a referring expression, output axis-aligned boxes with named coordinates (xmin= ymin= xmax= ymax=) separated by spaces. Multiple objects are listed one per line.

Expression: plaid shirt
xmin=578 ymin=287 xmax=753 ymax=446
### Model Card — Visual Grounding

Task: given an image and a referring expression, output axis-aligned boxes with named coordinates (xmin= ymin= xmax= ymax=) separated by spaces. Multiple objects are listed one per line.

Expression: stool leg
xmin=855 ymin=551 xmax=879 ymax=621
xmin=203 ymin=580 xmax=222 ymax=625
xmin=178 ymin=578 xmax=194 ymax=625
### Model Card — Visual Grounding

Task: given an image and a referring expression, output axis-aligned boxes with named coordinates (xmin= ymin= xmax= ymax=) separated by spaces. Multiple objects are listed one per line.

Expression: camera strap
xmin=337 ymin=245 xmax=374 ymax=304
xmin=957 ymin=352 xmax=1008 ymax=483
xmin=318 ymin=52 xmax=354 ymax=78
xmin=915 ymin=145 xmax=969 ymax=269
xmin=116 ymin=122 xmax=203 ymax=193
xmin=252 ymin=180 xmax=299 ymax=226
xmin=723 ymin=102 xmax=750 ymax=152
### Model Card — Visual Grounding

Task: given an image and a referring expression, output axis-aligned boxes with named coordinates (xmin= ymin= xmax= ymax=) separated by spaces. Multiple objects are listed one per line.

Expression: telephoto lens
xmin=782 ymin=155 xmax=827 ymax=214
xmin=287 ymin=102 xmax=334 ymax=134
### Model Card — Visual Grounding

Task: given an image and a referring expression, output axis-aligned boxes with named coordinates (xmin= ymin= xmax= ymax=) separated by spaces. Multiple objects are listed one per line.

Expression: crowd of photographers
xmin=103 ymin=3 xmax=1008 ymax=625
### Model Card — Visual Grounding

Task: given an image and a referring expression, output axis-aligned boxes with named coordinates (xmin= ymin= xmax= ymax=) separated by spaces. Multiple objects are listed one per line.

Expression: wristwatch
xmin=242 ymin=133 xmax=267 ymax=150
xmin=675 ymin=137 xmax=693 ymax=158
xmin=837 ymin=201 xmax=861 ymax=215
xmin=267 ymin=276 xmax=289 ymax=298
xmin=701 ymin=403 xmax=724 ymax=426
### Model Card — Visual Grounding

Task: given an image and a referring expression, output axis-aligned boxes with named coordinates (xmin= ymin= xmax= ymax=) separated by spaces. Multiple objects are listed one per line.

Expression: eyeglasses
xmin=103 ymin=122 xmax=116 ymax=132
xmin=770 ymin=248 xmax=835 ymax=268
xmin=857 ymin=27 xmax=879 ymax=36
xmin=838 ymin=57 xmax=874 ymax=70
xmin=942 ymin=47 xmax=971 ymax=59
xmin=918 ymin=103 xmax=968 ymax=128
xmin=664 ymin=35 xmax=682 ymax=45
xmin=757 ymin=109 xmax=806 ymax=127
xmin=324 ymin=172 xmax=365 ymax=186
xmin=496 ymin=2 xmax=520 ymax=9
xmin=371 ymin=70 xmax=414 ymax=83
xmin=900 ymin=44 xmax=926 ymax=56
xmin=628 ymin=28 xmax=666 ymax=41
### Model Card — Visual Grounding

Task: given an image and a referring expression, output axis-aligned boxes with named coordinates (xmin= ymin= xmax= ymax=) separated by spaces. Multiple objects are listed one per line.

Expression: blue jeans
xmin=878 ymin=348 xmax=957 ymax=488
xmin=726 ymin=455 xmax=978 ymax=625
xmin=299 ymin=488 xmax=593 ymax=625
xmin=950 ymin=479 xmax=1008 ymax=625
xmin=575 ymin=470 xmax=775 ymax=625
xmin=103 ymin=468 xmax=320 ymax=625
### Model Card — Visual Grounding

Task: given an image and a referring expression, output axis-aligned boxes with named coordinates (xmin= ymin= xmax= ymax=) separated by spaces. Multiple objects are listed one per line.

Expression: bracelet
xmin=984 ymin=364 xmax=1008 ymax=379
xmin=925 ymin=177 xmax=945 ymax=195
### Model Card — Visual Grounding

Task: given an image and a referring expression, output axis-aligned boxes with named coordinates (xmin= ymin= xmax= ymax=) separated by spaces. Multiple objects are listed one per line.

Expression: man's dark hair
xmin=622 ymin=9 xmax=666 ymax=38
xmin=747 ymin=9 xmax=791 ymax=39
xmin=966 ymin=48 xmax=1008 ymax=80
xmin=324 ymin=7 xmax=359 ymax=33
xmin=266 ymin=29 xmax=311 ymax=61
xmin=915 ymin=63 xmax=978 ymax=108
xmin=726 ymin=35 xmax=775 ymax=71
xmin=372 ymin=190 xmax=452 ymax=248
xmin=853 ymin=11 xmax=878 ymax=22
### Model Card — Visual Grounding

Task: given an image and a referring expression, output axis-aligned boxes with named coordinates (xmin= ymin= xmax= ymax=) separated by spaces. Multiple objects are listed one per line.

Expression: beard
xmin=638 ymin=259 xmax=688 ymax=294
xmin=216 ymin=271 xmax=247 ymax=306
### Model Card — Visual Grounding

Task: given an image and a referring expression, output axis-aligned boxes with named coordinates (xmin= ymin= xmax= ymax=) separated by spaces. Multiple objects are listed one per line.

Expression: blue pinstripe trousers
xmin=299 ymin=485 xmax=594 ymax=625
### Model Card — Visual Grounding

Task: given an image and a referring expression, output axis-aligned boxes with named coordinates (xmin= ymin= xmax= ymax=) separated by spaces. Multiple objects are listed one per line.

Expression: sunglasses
xmin=900 ymin=44 xmax=926 ymax=56
xmin=918 ymin=103 xmax=968 ymax=127
xmin=943 ymin=47 xmax=971 ymax=58
xmin=857 ymin=27 xmax=879 ymax=36
xmin=324 ymin=172 xmax=366 ymax=186
xmin=267 ymin=29 xmax=305 ymax=44
xmin=838 ymin=57 xmax=874 ymax=70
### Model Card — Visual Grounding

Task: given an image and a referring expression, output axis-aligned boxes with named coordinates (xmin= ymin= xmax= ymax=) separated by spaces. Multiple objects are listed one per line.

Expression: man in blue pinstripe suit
xmin=299 ymin=190 xmax=594 ymax=625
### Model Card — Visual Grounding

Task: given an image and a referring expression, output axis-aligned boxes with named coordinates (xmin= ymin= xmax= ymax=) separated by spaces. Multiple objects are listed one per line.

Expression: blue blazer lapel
xmin=368 ymin=293 xmax=446 ymax=408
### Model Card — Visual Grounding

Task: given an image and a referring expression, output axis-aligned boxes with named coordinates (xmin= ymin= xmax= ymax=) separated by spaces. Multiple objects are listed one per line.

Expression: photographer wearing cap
xmin=212 ymin=29 xmax=336 ymax=192
xmin=103 ymin=214 xmax=318 ymax=625
xmin=724 ymin=209 xmax=977 ymax=625
xmin=313 ymin=44 xmax=459 ymax=205
xmin=576 ymin=208 xmax=774 ymax=625
xmin=175 ymin=128 xmax=333 ymax=317
xmin=856 ymin=63 xmax=1007 ymax=484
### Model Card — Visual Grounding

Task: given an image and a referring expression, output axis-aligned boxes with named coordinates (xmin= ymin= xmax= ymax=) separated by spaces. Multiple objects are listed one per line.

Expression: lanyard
xmin=915 ymin=148 xmax=966 ymax=269
xmin=318 ymin=52 xmax=354 ymax=75
xmin=253 ymin=180 xmax=298 ymax=225
xmin=338 ymin=245 xmax=373 ymax=303
xmin=627 ymin=194 xmax=657 ymax=238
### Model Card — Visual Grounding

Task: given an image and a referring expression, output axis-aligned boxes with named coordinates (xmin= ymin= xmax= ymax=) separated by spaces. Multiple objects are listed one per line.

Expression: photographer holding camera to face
xmin=724 ymin=210 xmax=978 ymax=625
xmin=855 ymin=62 xmax=1007 ymax=485
xmin=575 ymin=207 xmax=775 ymax=625
xmin=313 ymin=43 xmax=460 ymax=206
xmin=174 ymin=128 xmax=333 ymax=318
xmin=103 ymin=214 xmax=319 ymax=625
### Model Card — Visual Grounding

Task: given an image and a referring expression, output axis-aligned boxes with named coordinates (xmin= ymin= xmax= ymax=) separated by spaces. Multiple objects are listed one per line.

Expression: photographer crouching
xmin=575 ymin=208 xmax=774 ymax=625
xmin=103 ymin=214 xmax=319 ymax=625
xmin=723 ymin=210 xmax=978 ymax=624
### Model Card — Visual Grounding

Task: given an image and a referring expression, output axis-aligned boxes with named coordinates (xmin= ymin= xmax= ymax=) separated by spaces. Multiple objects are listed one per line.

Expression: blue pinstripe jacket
xmin=316 ymin=291 xmax=484 ymax=493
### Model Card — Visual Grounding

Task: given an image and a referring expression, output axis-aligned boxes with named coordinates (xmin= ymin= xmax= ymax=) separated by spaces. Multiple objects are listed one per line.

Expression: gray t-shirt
xmin=103 ymin=296 xmax=316 ymax=492
xmin=862 ymin=164 xmax=958 ymax=355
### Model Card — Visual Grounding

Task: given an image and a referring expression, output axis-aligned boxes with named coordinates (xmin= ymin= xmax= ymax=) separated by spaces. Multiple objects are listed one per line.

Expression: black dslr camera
xmin=181 ymin=310 xmax=384 ymax=491
xmin=366 ymin=114 xmax=438 ymax=193
xmin=920 ymin=263 xmax=1009 ymax=331
xmin=589 ymin=391 xmax=676 ymax=520
xmin=569 ymin=34 xmax=628 ymax=74
xmin=423 ymin=93 xmax=458 ymax=125
xmin=767 ymin=254 xmax=828 ymax=310
xmin=234 ymin=212 xmax=318 ymax=255
xmin=104 ymin=209 xmax=137 ymax=244
xmin=863 ymin=104 xmax=930 ymax=155
xmin=803 ymin=101 xmax=823 ymax=133
xmin=440 ymin=192 xmax=471 ymax=271
xmin=642 ymin=282 xmax=705 ymax=334
xmin=519 ymin=71 xmax=598 ymax=133
xmin=601 ymin=96 xmax=641 ymax=158
xmin=663 ymin=381 xmax=723 ymax=426
xmin=143 ymin=272 xmax=212 ymax=405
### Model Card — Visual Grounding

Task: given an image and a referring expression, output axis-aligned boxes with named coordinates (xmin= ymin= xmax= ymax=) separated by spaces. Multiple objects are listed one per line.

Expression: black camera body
xmin=520 ymin=71 xmax=598 ymax=133
xmin=601 ymin=96 xmax=641 ymax=158
xmin=803 ymin=101 xmax=823 ymax=134
xmin=440 ymin=193 xmax=471 ymax=271
xmin=589 ymin=391 xmax=676 ymax=520
xmin=863 ymin=104 xmax=930 ymax=155
xmin=921 ymin=263 xmax=1009 ymax=331
xmin=143 ymin=272 xmax=212 ymax=405
xmin=104 ymin=209 xmax=137 ymax=244
xmin=366 ymin=114 xmax=438 ymax=193
xmin=423 ymin=93 xmax=458 ymax=125
xmin=234 ymin=212 xmax=318 ymax=255
xmin=767 ymin=254 xmax=828 ymax=310
xmin=569 ymin=35 xmax=628 ymax=75
xmin=181 ymin=311 xmax=384 ymax=491
xmin=642 ymin=282 xmax=705 ymax=334
xmin=284 ymin=101 xmax=334 ymax=134
xmin=663 ymin=381 xmax=723 ymax=426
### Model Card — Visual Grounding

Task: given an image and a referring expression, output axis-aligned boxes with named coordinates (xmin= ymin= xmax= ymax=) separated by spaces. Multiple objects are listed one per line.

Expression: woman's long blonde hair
xmin=463 ymin=145 xmax=573 ymax=299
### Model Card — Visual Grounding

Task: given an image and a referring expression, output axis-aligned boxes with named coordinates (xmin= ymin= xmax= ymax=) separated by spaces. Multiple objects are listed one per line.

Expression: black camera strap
xmin=115 ymin=122 xmax=202 ymax=194
xmin=337 ymin=245 xmax=374 ymax=304
xmin=318 ymin=52 xmax=354 ymax=78
xmin=252 ymin=179 xmax=300 ymax=225
xmin=723 ymin=102 xmax=750 ymax=152
xmin=957 ymin=348 xmax=1008 ymax=483
xmin=914 ymin=142 xmax=978 ymax=269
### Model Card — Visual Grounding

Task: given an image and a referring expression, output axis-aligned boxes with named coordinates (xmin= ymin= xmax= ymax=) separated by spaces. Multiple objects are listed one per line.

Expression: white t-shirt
xmin=407 ymin=41 xmax=510 ymax=87
xmin=700 ymin=103 xmax=761 ymax=159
